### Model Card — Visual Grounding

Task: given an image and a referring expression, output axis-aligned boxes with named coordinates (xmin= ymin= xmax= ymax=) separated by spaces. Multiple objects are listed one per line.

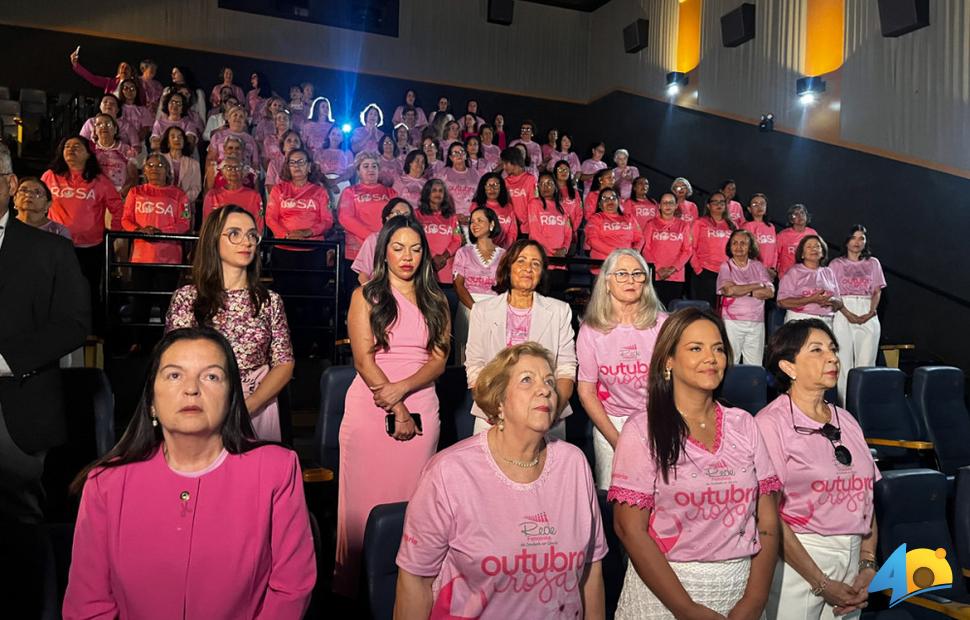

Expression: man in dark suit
xmin=0 ymin=144 xmax=90 ymax=524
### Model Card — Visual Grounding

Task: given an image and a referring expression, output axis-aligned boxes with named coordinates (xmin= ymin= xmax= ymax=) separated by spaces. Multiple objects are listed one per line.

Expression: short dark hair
xmin=795 ymin=234 xmax=828 ymax=264
xmin=725 ymin=229 xmax=760 ymax=260
xmin=766 ymin=319 xmax=839 ymax=392
xmin=468 ymin=205 xmax=501 ymax=242
xmin=159 ymin=125 xmax=195 ymax=157
xmin=403 ymin=149 xmax=427 ymax=175
xmin=500 ymin=147 xmax=524 ymax=168
xmin=381 ymin=197 xmax=414 ymax=222
xmin=492 ymin=239 xmax=548 ymax=294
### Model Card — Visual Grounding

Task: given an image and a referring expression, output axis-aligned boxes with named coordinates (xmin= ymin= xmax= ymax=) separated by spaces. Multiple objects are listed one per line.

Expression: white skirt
xmin=616 ymin=557 xmax=752 ymax=619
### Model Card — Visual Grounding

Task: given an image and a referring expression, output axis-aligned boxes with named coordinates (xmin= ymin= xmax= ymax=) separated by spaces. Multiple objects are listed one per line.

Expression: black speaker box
xmin=623 ymin=19 xmax=649 ymax=53
xmin=878 ymin=0 xmax=929 ymax=37
xmin=487 ymin=0 xmax=514 ymax=26
xmin=721 ymin=3 xmax=755 ymax=48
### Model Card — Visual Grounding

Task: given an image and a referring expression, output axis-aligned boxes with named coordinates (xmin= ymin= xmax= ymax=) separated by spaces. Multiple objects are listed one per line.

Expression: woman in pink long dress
xmin=335 ymin=216 xmax=451 ymax=597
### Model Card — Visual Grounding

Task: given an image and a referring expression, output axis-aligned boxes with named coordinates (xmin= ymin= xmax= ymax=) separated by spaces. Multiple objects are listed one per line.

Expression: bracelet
xmin=858 ymin=559 xmax=879 ymax=572
xmin=810 ymin=576 xmax=829 ymax=597
xmin=394 ymin=416 xmax=410 ymax=423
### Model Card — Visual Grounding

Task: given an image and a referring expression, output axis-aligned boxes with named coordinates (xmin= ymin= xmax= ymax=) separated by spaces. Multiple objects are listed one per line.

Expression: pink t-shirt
xmin=504 ymin=173 xmax=536 ymax=234
xmin=316 ymin=148 xmax=354 ymax=178
xmin=755 ymin=395 xmax=880 ymax=536
xmin=436 ymin=166 xmax=482 ymax=217
xmin=625 ymin=198 xmax=658 ymax=232
xmin=392 ymin=174 xmax=426 ymax=207
xmin=642 ymin=217 xmax=692 ymax=283
xmin=828 ymin=257 xmax=886 ymax=297
xmin=266 ymin=181 xmax=334 ymax=250
xmin=481 ymin=144 xmax=501 ymax=169
xmin=397 ymin=434 xmax=608 ymax=619
xmin=727 ymin=200 xmax=745 ymax=228
xmin=775 ymin=227 xmax=818 ymax=279
xmin=509 ymin=139 xmax=542 ymax=169
xmin=608 ymin=405 xmax=782 ymax=562
xmin=585 ymin=212 xmax=643 ymax=261
xmin=547 ymin=151 xmax=580 ymax=175
xmin=301 ymin=121 xmax=333 ymax=153
xmin=526 ymin=198 xmax=571 ymax=263
xmin=453 ymin=244 xmax=504 ymax=295
xmin=484 ymin=201 xmax=518 ymax=250
xmin=415 ymin=210 xmax=462 ymax=284
xmin=350 ymin=232 xmax=379 ymax=279
xmin=777 ymin=264 xmax=841 ymax=316
xmin=338 ymin=183 xmax=397 ymax=259
xmin=558 ymin=191 xmax=583 ymax=232
xmin=121 ymin=184 xmax=191 ymax=264
xmin=580 ymin=159 xmax=607 ymax=176
xmin=676 ymin=200 xmax=699 ymax=224
xmin=716 ymin=259 xmax=774 ymax=322
xmin=506 ymin=305 xmax=532 ymax=346
xmin=690 ymin=217 xmax=732 ymax=274
xmin=350 ymin=126 xmax=385 ymax=154
xmin=742 ymin=221 xmax=777 ymax=271
xmin=202 ymin=187 xmax=264 ymax=233
xmin=613 ymin=165 xmax=640 ymax=200
xmin=378 ymin=156 xmax=403 ymax=188
xmin=577 ymin=315 xmax=667 ymax=418
xmin=94 ymin=142 xmax=135 ymax=193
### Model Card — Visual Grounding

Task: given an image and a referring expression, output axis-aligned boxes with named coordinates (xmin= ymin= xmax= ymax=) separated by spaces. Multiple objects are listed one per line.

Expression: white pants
xmin=724 ymin=319 xmax=765 ymax=365
xmin=473 ymin=415 xmax=566 ymax=440
xmin=616 ymin=557 xmax=751 ymax=619
xmin=593 ymin=414 xmax=628 ymax=490
xmin=785 ymin=310 xmax=833 ymax=328
xmin=766 ymin=532 xmax=861 ymax=620
xmin=832 ymin=296 xmax=880 ymax=404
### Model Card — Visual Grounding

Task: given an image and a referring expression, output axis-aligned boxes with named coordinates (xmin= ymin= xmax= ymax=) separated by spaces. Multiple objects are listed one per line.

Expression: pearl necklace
xmin=500 ymin=453 xmax=541 ymax=468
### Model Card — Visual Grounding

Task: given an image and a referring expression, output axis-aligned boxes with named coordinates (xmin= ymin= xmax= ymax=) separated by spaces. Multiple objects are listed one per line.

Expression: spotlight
xmin=758 ymin=113 xmax=774 ymax=132
xmin=666 ymin=71 xmax=688 ymax=96
xmin=341 ymin=123 xmax=352 ymax=133
xmin=796 ymin=76 xmax=825 ymax=104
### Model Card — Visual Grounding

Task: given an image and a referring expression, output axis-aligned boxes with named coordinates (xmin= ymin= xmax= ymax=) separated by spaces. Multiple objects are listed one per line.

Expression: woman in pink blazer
xmin=63 ymin=327 xmax=315 ymax=620
xmin=464 ymin=239 xmax=577 ymax=438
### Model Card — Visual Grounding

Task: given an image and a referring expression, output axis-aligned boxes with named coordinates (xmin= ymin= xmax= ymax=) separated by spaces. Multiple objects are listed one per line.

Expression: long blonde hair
xmin=583 ymin=248 xmax=662 ymax=332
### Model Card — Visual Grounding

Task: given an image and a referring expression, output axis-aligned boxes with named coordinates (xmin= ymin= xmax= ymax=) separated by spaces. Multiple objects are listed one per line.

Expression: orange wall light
xmin=676 ymin=0 xmax=702 ymax=74
xmin=804 ymin=0 xmax=845 ymax=76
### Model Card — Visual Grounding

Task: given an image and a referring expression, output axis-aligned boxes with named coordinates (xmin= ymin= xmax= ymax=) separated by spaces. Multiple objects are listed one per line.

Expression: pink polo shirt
xmin=755 ymin=395 xmax=880 ymax=536
xmin=350 ymin=232 xmax=379 ymax=280
xmin=609 ymin=406 xmax=782 ymax=562
xmin=727 ymin=200 xmax=745 ymax=228
xmin=625 ymin=198 xmax=659 ymax=232
xmin=775 ymin=227 xmax=818 ymax=279
xmin=526 ymin=198 xmax=571 ymax=263
xmin=742 ymin=221 xmax=778 ymax=271
xmin=642 ymin=217 xmax=692 ymax=283
xmin=716 ymin=259 xmax=774 ymax=322
xmin=577 ymin=315 xmax=667 ymax=418
xmin=415 ymin=210 xmax=462 ymax=284
xmin=436 ymin=166 xmax=482 ymax=217
xmin=586 ymin=212 xmax=643 ymax=261
xmin=392 ymin=174 xmax=426 ymax=208
xmin=690 ymin=217 xmax=732 ymax=274
xmin=676 ymin=200 xmax=699 ymax=224
xmin=453 ymin=244 xmax=504 ymax=295
xmin=338 ymin=183 xmax=397 ymax=259
xmin=777 ymin=264 xmax=841 ymax=317
xmin=504 ymin=172 xmax=536 ymax=234
xmin=828 ymin=257 xmax=886 ymax=297
xmin=485 ymin=200 xmax=519 ymax=250
xmin=266 ymin=181 xmax=333 ymax=251
xmin=397 ymin=433 xmax=608 ymax=619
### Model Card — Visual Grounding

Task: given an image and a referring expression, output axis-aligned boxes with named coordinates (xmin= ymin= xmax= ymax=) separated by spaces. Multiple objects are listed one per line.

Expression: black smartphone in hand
xmin=385 ymin=413 xmax=422 ymax=435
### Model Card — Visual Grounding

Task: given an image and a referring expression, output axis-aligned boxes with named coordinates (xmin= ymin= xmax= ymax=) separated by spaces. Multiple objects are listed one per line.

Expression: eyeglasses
xmin=145 ymin=162 xmax=166 ymax=169
xmin=222 ymin=165 xmax=244 ymax=172
xmin=610 ymin=270 xmax=647 ymax=283
xmin=222 ymin=229 xmax=261 ymax=245
xmin=94 ymin=122 xmax=114 ymax=129
xmin=287 ymin=159 xmax=308 ymax=168
xmin=450 ymin=150 xmax=466 ymax=157
xmin=16 ymin=188 xmax=46 ymax=198
xmin=789 ymin=396 xmax=852 ymax=466
xmin=485 ymin=182 xmax=501 ymax=190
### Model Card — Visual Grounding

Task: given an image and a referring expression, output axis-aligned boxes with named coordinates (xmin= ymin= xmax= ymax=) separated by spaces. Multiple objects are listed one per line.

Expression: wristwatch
xmin=858 ymin=559 xmax=879 ymax=572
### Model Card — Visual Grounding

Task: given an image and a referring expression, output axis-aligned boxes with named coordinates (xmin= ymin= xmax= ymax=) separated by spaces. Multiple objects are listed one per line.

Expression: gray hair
xmin=354 ymin=150 xmax=381 ymax=171
xmin=0 ymin=142 xmax=11 ymax=174
xmin=671 ymin=176 xmax=693 ymax=197
xmin=787 ymin=203 xmax=810 ymax=223
xmin=583 ymin=248 xmax=662 ymax=333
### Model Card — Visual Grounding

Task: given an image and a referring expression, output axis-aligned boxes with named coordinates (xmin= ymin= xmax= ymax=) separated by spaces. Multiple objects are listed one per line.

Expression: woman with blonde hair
xmin=578 ymin=249 xmax=666 ymax=489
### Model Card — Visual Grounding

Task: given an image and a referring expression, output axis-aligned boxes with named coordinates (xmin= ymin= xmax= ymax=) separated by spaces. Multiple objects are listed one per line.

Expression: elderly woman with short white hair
xmin=395 ymin=342 xmax=607 ymax=619
xmin=577 ymin=249 xmax=666 ymax=489
xmin=612 ymin=148 xmax=640 ymax=201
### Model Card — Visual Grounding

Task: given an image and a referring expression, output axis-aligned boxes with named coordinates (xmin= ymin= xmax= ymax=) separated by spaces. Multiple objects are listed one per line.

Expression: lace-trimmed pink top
xmin=608 ymin=404 xmax=782 ymax=562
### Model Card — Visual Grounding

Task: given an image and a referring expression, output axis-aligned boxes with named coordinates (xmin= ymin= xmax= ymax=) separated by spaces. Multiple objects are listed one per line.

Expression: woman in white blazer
xmin=465 ymin=239 xmax=577 ymax=437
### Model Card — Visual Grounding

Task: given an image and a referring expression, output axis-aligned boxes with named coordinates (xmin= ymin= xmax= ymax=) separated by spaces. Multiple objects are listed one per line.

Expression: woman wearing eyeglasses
xmin=642 ymin=192 xmax=692 ymax=307
xmin=585 ymin=188 xmax=643 ymax=272
xmin=690 ymin=192 xmax=736 ymax=309
xmin=436 ymin=142 xmax=481 ymax=228
xmin=756 ymin=319 xmax=879 ymax=619
xmin=202 ymin=155 xmax=264 ymax=232
xmin=471 ymin=172 xmax=517 ymax=250
xmin=166 ymin=206 xmax=294 ymax=442
xmin=577 ymin=249 xmax=665 ymax=489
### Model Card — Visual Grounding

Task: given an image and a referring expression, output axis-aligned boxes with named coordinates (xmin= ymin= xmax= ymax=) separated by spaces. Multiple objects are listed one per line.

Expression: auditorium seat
xmin=598 ymin=490 xmax=626 ymax=618
xmin=363 ymin=502 xmax=407 ymax=620
xmin=874 ymin=469 xmax=970 ymax=616
xmin=667 ymin=299 xmax=711 ymax=313
xmin=436 ymin=365 xmax=474 ymax=450
xmin=846 ymin=367 xmax=933 ymax=470
xmin=911 ymin=367 xmax=970 ymax=477
xmin=720 ymin=365 xmax=767 ymax=414
xmin=313 ymin=365 xmax=356 ymax=472
xmin=954 ymin=467 xmax=970 ymax=588
xmin=19 ymin=88 xmax=47 ymax=116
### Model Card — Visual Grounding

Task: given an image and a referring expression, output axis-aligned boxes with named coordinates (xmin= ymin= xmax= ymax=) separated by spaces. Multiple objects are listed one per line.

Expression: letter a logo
xmin=869 ymin=544 xmax=953 ymax=606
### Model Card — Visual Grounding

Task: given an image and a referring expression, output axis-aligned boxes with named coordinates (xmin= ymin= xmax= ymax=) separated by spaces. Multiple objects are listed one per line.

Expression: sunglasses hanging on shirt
xmin=788 ymin=395 xmax=853 ymax=466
